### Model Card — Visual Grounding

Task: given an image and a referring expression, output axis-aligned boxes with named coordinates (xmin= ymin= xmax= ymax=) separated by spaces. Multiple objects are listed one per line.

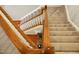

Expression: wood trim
xmin=26 ymin=35 xmax=38 ymax=45
xmin=0 ymin=22 xmax=1 ymax=27
xmin=43 ymin=5 xmax=50 ymax=47
xmin=12 ymin=20 xmax=21 ymax=28
xmin=42 ymin=5 xmax=55 ymax=53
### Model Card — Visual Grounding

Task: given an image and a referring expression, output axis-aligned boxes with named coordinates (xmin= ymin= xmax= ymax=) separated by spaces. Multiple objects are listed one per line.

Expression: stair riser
xmin=48 ymin=12 xmax=67 ymax=18
xmin=49 ymin=31 xmax=79 ymax=36
xmin=49 ymin=24 xmax=72 ymax=27
xmin=48 ymin=17 xmax=67 ymax=20
xmin=51 ymin=43 xmax=79 ymax=52
xmin=48 ymin=21 xmax=69 ymax=24
xmin=55 ymin=52 xmax=79 ymax=54
xmin=49 ymin=27 xmax=75 ymax=31
xmin=50 ymin=36 xmax=79 ymax=43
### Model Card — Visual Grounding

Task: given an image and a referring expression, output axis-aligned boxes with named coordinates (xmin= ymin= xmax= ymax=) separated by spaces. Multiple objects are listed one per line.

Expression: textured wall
xmin=4 ymin=5 xmax=39 ymax=20
xmin=67 ymin=5 xmax=79 ymax=27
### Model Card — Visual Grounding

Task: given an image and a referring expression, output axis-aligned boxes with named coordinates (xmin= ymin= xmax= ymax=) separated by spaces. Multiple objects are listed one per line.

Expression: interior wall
xmin=67 ymin=5 xmax=79 ymax=27
xmin=4 ymin=5 xmax=39 ymax=20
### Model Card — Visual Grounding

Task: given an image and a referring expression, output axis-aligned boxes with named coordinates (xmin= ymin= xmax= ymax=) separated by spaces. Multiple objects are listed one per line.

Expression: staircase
xmin=0 ymin=6 xmax=54 ymax=54
xmin=1 ymin=5 xmax=79 ymax=54
xmin=0 ymin=27 xmax=20 ymax=54
xmin=48 ymin=6 xmax=79 ymax=53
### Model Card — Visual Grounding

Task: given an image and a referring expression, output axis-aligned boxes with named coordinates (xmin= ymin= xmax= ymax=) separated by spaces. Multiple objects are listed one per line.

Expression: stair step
xmin=49 ymin=27 xmax=75 ymax=31
xmin=49 ymin=21 xmax=69 ymax=24
xmin=48 ymin=10 xmax=67 ymax=18
xmin=50 ymin=36 xmax=79 ymax=43
xmin=49 ymin=31 xmax=79 ymax=36
xmin=55 ymin=52 xmax=79 ymax=54
xmin=51 ymin=43 xmax=79 ymax=52
xmin=48 ymin=17 xmax=67 ymax=21
xmin=48 ymin=13 xmax=67 ymax=18
xmin=49 ymin=24 xmax=72 ymax=27
xmin=48 ymin=21 xmax=69 ymax=24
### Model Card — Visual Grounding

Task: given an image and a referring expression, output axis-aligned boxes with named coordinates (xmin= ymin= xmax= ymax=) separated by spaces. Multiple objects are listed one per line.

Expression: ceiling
xmin=4 ymin=5 xmax=39 ymax=20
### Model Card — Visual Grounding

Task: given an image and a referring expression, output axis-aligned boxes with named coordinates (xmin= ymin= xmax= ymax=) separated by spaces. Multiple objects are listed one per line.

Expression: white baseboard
xmin=65 ymin=5 xmax=79 ymax=31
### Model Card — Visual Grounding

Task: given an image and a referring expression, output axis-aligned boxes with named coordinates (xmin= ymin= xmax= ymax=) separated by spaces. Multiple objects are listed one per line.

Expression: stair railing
xmin=20 ymin=5 xmax=54 ymax=53
xmin=0 ymin=6 xmax=43 ymax=54
xmin=20 ymin=6 xmax=44 ymax=31
xmin=0 ymin=5 xmax=54 ymax=53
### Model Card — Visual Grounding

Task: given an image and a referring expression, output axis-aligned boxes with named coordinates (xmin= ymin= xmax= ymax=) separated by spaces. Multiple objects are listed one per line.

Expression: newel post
xmin=42 ymin=5 xmax=55 ymax=54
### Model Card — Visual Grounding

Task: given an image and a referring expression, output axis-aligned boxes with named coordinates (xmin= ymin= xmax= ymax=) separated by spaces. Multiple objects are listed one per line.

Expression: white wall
xmin=4 ymin=5 xmax=39 ymax=20
xmin=67 ymin=5 xmax=79 ymax=27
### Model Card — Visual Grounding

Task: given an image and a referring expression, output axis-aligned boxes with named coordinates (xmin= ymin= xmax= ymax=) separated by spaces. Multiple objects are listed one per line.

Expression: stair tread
xmin=48 ymin=6 xmax=79 ymax=53
xmin=49 ymin=24 xmax=72 ymax=27
xmin=50 ymin=36 xmax=79 ymax=43
xmin=49 ymin=27 xmax=74 ymax=28
xmin=51 ymin=43 xmax=79 ymax=51
xmin=49 ymin=31 xmax=79 ymax=36
xmin=55 ymin=52 xmax=79 ymax=54
xmin=48 ymin=21 xmax=69 ymax=23
xmin=49 ymin=27 xmax=75 ymax=31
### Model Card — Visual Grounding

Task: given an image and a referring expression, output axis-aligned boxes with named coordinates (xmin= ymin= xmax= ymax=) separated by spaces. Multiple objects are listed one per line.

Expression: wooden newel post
xmin=45 ymin=5 xmax=47 ymax=9
xmin=43 ymin=5 xmax=55 ymax=54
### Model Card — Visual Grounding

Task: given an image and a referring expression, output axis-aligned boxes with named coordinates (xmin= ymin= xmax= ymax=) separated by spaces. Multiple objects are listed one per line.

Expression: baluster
xmin=33 ymin=20 xmax=35 ymax=26
xmin=29 ymin=21 xmax=32 ymax=28
xmin=37 ymin=16 xmax=39 ymax=25
xmin=31 ymin=20 xmax=33 ymax=27
xmin=32 ymin=20 xmax=34 ymax=27
xmin=35 ymin=17 xmax=38 ymax=26
xmin=26 ymin=22 xmax=29 ymax=30
xmin=40 ymin=15 xmax=42 ymax=24
xmin=38 ymin=15 xmax=41 ymax=25
xmin=36 ymin=17 xmax=38 ymax=25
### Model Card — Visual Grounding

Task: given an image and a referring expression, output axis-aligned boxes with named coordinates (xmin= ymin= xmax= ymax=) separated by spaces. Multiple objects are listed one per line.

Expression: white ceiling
xmin=4 ymin=5 xmax=39 ymax=20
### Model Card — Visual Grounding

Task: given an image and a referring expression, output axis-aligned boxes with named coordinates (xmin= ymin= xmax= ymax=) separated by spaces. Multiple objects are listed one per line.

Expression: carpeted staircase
xmin=48 ymin=6 xmax=79 ymax=53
